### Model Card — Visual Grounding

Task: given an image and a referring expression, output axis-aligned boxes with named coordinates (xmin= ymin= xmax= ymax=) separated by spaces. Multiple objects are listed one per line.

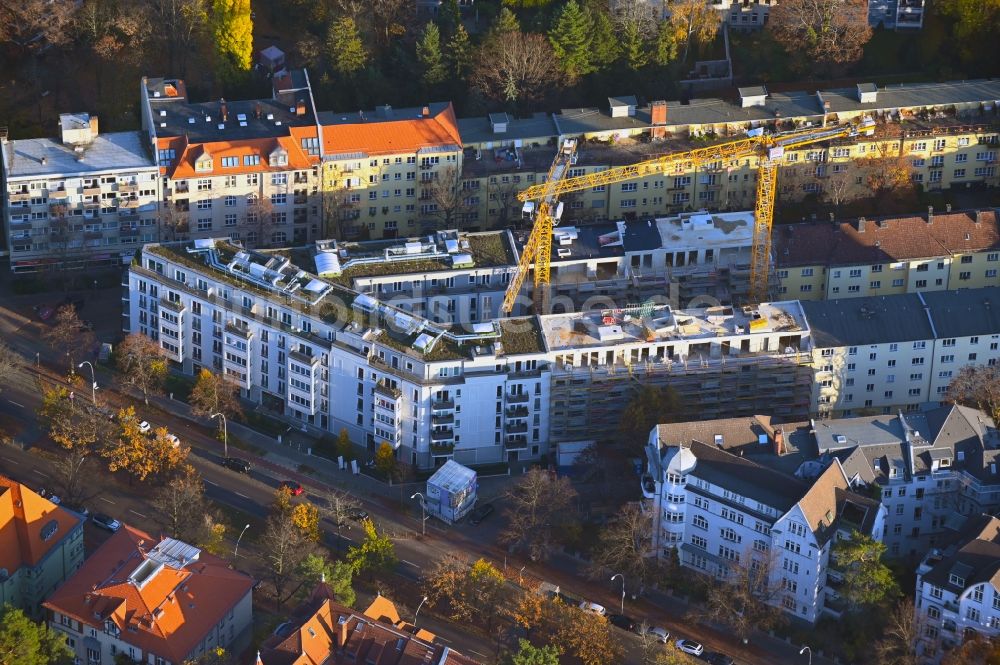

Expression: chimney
xmin=651 ymin=101 xmax=667 ymax=126
xmin=858 ymin=217 xmax=866 ymax=233
xmin=774 ymin=429 xmax=785 ymax=456
xmin=89 ymin=115 xmax=99 ymax=137
xmin=421 ymin=106 xmax=430 ymax=118
xmin=976 ymin=210 xmax=985 ymax=225
xmin=296 ymin=99 xmax=306 ymax=116
xmin=338 ymin=615 xmax=350 ymax=647
xmin=946 ymin=203 xmax=952 ymax=213
xmin=40 ymin=156 xmax=47 ymax=166
xmin=928 ymin=206 xmax=934 ymax=224
xmin=220 ymin=98 xmax=228 ymax=122
xmin=254 ymin=102 xmax=262 ymax=120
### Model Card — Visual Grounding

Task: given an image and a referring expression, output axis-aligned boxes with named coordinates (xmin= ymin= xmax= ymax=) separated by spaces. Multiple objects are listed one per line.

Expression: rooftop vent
xmin=188 ymin=118 xmax=195 ymax=124
xmin=159 ymin=110 xmax=166 ymax=117
xmin=834 ymin=434 xmax=847 ymax=445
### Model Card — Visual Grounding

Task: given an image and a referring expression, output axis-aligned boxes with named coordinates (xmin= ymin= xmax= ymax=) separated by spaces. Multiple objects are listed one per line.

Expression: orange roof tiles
xmin=322 ymin=104 xmax=462 ymax=157
xmin=162 ymin=134 xmax=317 ymax=180
xmin=43 ymin=525 xmax=253 ymax=664
xmin=0 ymin=475 xmax=82 ymax=573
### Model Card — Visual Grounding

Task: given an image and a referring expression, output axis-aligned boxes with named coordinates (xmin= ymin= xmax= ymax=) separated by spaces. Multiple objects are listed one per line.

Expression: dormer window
xmin=270 ymin=147 xmax=288 ymax=166
xmin=949 ymin=573 xmax=965 ymax=587
xmin=195 ymin=155 xmax=213 ymax=172
xmin=940 ymin=458 xmax=951 ymax=467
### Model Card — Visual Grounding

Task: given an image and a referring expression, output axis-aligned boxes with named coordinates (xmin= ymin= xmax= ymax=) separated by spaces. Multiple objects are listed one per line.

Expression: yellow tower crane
xmin=501 ymin=117 xmax=875 ymax=314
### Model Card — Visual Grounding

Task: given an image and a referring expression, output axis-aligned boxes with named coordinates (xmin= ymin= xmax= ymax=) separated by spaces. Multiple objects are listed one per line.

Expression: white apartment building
xmin=124 ymin=237 xmax=818 ymax=468
xmin=1 ymin=114 xmax=160 ymax=273
xmin=804 ymin=287 xmax=1000 ymax=417
xmin=915 ymin=514 xmax=1000 ymax=663
xmin=643 ymin=425 xmax=886 ymax=623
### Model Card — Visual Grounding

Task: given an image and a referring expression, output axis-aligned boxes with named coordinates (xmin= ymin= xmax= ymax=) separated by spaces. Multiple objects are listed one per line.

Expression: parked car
xmin=92 ymin=513 xmax=121 ymax=532
xmin=165 ymin=434 xmax=181 ymax=448
xmin=701 ymin=652 xmax=735 ymax=665
xmin=35 ymin=305 xmax=55 ymax=321
xmin=138 ymin=420 xmax=152 ymax=434
xmin=578 ymin=601 xmax=607 ymax=616
xmin=347 ymin=507 xmax=369 ymax=522
xmin=468 ymin=502 xmax=495 ymax=525
xmin=222 ymin=457 xmax=252 ymax=474
xmin=608 ymin=614 xmax=637 ymax=632
xmin=279 ymin=480 xmax=304 ymax=496
xmin=37 ymin=488 xmax=61 ymax=504
xmin=644 ymin=626 xmax=670 ymax=643
xmin=676 ymin=640 xmax=704 ymax=657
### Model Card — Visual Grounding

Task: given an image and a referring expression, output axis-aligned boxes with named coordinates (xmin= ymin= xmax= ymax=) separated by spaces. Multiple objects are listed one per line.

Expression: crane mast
xmin=502 ymin=118 xmax=874 ymax=313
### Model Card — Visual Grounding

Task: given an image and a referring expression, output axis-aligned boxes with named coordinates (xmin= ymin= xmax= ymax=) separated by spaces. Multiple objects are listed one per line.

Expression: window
xmin=693 ymin=514 xmax=708 ymax=530
xmin=221 ymin=156 xmax=238 ymax=168
xmin=243 ymin=154 xmax=260 ymax=166
xmin=801 ymin=268 xmax=814 ymax=277
xmin=621 ymin=183 xmax=637 ymax=192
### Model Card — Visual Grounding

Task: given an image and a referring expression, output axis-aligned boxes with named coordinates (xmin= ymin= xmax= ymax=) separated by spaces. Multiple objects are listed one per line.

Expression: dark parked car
xmin=701 ymin=653 xmax=735 ymax=665
xmin=222 ymin=457 xmax=252 ymax=474
xmin=92 ymin=513 xmax=121 ymax=532
xmin=468 ymin=502 xmax=495 ymax=525
xmin=347 ymin=507 xmax=369 ymax=522
xmin=608 ymin=614 xmax=637 ymax=632
xmin=278 ymin=480 xmax=304 ymax=496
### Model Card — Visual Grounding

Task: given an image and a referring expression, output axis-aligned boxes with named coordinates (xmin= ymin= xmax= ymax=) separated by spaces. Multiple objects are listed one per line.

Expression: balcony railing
xmin=431 ymin=429 xmax=454 ymax=442
xmin=505 ymin=405 xmax=529 ymax=418
xmin=506 ymin=393 xmax=530 ymax=404
xmin=431 ymin=442 xmax=455 ymax=455
xmin=506 ymin=422 xmax=528 ymax=435
xmin=432 ymin=413 xmax=454 ymax=426
xmin=432 ymin=398 xmax=455 ymax=410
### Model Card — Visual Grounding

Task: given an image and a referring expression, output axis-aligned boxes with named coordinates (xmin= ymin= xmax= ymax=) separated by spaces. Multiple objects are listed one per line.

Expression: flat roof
xmin=2 ymin=132 xmax=155 ymax=178
xmin=801 ymin=293 xmax=935 ymax=347
xmin=457 ymin=113 xmax=558 ymax=147
xmin=921 ymin=287 xmax=1000 ymax=339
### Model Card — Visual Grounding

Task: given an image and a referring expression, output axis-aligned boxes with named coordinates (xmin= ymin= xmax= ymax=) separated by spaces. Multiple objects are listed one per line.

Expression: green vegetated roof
xmin=499 ymin=318 xmax=545 ymax=355
xmin=466 ymin=233 xmax=514 ymax=267
xmin=331 ymin=257 xmax=454 ymax=285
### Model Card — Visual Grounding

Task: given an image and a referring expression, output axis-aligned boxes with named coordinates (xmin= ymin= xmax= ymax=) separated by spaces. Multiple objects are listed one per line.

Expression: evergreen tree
xmin=588 ymin=9 xmax=619 ymax=70
xmin=653 ymin=18 xmax=679 ymax=66
xmin=446 ymin=24 xmax=473 ymax=78
xmin=490 ymin=7 xmax=521 ymax=40
xmin=417 ymin=22 xmax=448 ymax=86
xmin=438 ymin=0 xmax=462 ymax=38
xmin=508 ymin=639 xmax=561 ymax=665
xmin=212 ymin=0 xmax=254 ymax=83
xmin=620 ymin=19 xmax=649 ymax=70
xmin=0 ymin=605 xmax=73 ymax=665
xmin=326 ymin=16 xmax=367 ymax=77
xmin=548 ymin=0 xmax=593 ymax=81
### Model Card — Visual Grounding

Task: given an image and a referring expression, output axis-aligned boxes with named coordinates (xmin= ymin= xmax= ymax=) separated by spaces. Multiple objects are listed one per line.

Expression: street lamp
xmin=413 ymin=596 xmax=429 ymax=628
xmin=800 ymin=646 xmax=812 ymax=665
xmin=611 ymin=573 xmax=625 ymax=615
xmin=410 ymin=492 xmax=426 ymax=536
xmin=210 ymin=412 xmax=228 ymax=458
xmin=234 ymin=523 xmax=251 ymax=558
xmin=78 ymin=362 xmax=97 ymax=405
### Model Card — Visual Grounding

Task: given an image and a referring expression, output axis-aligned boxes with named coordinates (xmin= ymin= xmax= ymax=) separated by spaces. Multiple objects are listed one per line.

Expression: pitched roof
xmin=919 ymin=288 xmax=1000 ymax=339
xmin=0 ymin=475 xmax=82 ymax=573
xmin=775 ymin=210 xmax=1000 ymax=268
xmin=921 ymin=514 xmax=1000 ymax=592
xmin=161 ymin=134 xmax=315 ymax=179
xmin=320 ymin=102 xmax=462 ymax=157
xmin=43 ymin=526 xmax=253 ymax=664
xmin=685 ymin=440 xmax=809 ymax=513
xmin=261 ymin=592 xmax=480 ymax=665
xmin=796 ymin=461 xmax=849 ymax=540
xmin=802 ymin=293 xmax=935 ymax=347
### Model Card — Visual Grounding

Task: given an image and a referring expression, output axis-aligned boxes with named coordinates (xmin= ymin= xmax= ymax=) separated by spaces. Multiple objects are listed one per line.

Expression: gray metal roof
xmin=150 ymin=96 xmax=314 ymax=142
xmin=688 ymin=440 xmax=808 ymax=513
xmin=920 ymin=287 xmax=1000 ymax=339
xmin=457 ymin=113 xmax=557 ymax=147
xmin=802 ymin=293 xmax=935 ymax=347
xmin=2 ymin=132 xmax=156 ymax=179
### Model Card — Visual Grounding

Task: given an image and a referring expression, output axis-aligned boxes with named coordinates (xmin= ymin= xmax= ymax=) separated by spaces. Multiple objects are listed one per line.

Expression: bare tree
xmin=145 ymin=0 xmax=207 ymax=76
xmin=0 ymin=342 xmax=22 ymax=391
xmin=874 ymin=599 xmax=922 ymax=665
xmin=77 ymin=0 xmax=152 ymax=95
xmin=320 ymin=166 xmax=362 ymax=239
xmin=371 ymin=0 xmax=409 ymax=47
xmin=948 ymin=365 xmax=1000 ymax=422
xmin=858 ymin=130 xmax=914 ymax=211
xmin=589 ymin=502 xmax=657 ymax=592
xmin=471 ymin=31 xmax=561 ymax=107
xmin=691 ymin=548 xmax=786 ymax=642
xmin=317 ymin=486 xmax=361 ymax=547
xmin=188 ymin=368 xmax=243 ymax=420
xmin=152 ymin=465 xmax=213 ymax=543
xmin=157 ymin=201 xmax=191 ymax=242
xmin=44 ymin=305 xmax=95 ymax=374
xmin=260 ymin=511 xmax=317 ymax=607
xmin=116 ymin=333 xmax=168 ymax=405
xmin=424 ymin=166 xmax=474 ymax=230
xmin=499 ymin=468 xmax=578 ymax=562
xmin=824 ymin=169 xmax=854 ymax=211
xmin=0 ymin=0 xmax=79 ymax=53
xmin=769 ymin=0 xmax=873 ymax=75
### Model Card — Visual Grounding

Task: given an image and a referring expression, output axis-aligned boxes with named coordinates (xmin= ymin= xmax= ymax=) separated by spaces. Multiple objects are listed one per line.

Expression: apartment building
xmin=814 ymin=405 xmax=1000 ymax=558
xmin=261 ymin=585 xmax=480 ymax=664
xmin=45 ymin=527 xmax=253 ymax=665
xmin=457 ymin=80 xmax=999 ymax=231
xmin=915 ymin=514 xmax=1000 ymax=663
xmin=1 ymin=114 xmax=160 ymax=273
xmin=804 ymin=287 xmax=1000 ymax=417
xmin=0 ymin=476 xmax=85 ymax=617
xmin=776 ymin=208 xmax=1000 ymax=300
xmin=319 ymin=102 xmax=463 ymax=240
xmin=124 ymin=237 xmax=817 ymax=468
xmin=139 ymin=71 xmax=323 ymax=248
xmin=643 ymin=425 xmax=885 ymax=623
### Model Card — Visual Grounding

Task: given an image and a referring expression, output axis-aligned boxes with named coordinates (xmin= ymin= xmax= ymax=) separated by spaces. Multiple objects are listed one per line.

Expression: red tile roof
xmin=43 ymin=526 xmax=253 ymax=664
xmin=775 ymin=209 xmax=1000 ymax=267
xmin=159 ymin=133 xmax=317 ymax=179
xmin=0 ymin=475 xmax=82 ymax=572
xmin=322 ymin=104 xmax=462 ymax=157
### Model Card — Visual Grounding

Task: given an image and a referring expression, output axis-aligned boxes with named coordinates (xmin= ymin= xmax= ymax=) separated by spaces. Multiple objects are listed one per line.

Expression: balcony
xmin=432 ymin=413 xmax=455 ymax=426
xmin=159 ymin=297 xmax=186 ymax=313
xmin=640 ymin=474 xmax=657 ymax=499
xmin=506 ymin=422 xmax=528 ymax=435
xmin=505 ymin=436 xmax=528 ymax=450
xmin=48 ymin=202 xmax=69 ymax=216
xmin=505 ymin=405 xmax=529 ymax=418
xmin=174 ymin=182 xmax=189 ymax=194
xmin=374 ymin=380 xmax=402 ymax=399
xmin=47 ymin=188 xmax=69 ymax=200
xmin=82 ymin=185 xmax=101 ymax=196
xmin=289 ymin=349 xmax=319 ymax=367
xmin=117 ymin=182 xmax=138 ymax=193
xmin=83 ymin=201 xmax=100 ymax=210
xmin=8 ymin=191 xmax=30 ymax=202
xmin=431 ymin=429 xmax=454 ymax=442
xmin=431 ymin=442 xmax=455 ymax=455
xmin=506 ymin=392 xmax=529 ymax=404
xmin=118 ymin=210 xmax=139 ymax=222
xmin=224 ymin=321 xmax=252 ymax=338
xmin=431 ymin=398 xmax=455 ymax=410
xmin=117 ymin=197 xmax=141 ymax=209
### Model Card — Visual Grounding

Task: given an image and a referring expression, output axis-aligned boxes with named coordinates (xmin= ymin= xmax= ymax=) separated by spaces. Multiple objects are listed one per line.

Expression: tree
xmin=370 ymin=0 xmax=408 ymax=47
xmin=667 ymin=0 xmax=720 ymax=62
xmin=116 ymin=333 xmax=168 ymax=405
xmin=537 ymin=600 xmax=622 ymax=665
xmin=297 ymin=553 xmax=356 ymax=606
xmin=873 ymin=599 xmax=922 ymax=665
xmin=147 ymin=0 xmax=207 ymax=76
xmin=934 ymin=0 xmax=1000 ymax=67
xmin=768 ymin=0 xmax=872 ymax=75
xmin=499 ymin=468 xmax=578 ymax=561
xmin=947 ymin=364 xmax=1000 ymax=422
xmin=77 ymin=0 xmax=151 ymax=96
xmin=211 ymin=0 xmax=253 ymax=82
xmin=548 ymin=0 xmax=593 ymax=82
xmin=189 ymin=368 xmax=243 ymax=421
xmin=589 ymin=9 xmax=619 ymax=70
xmin=590 ymin=502 xmax=657 ymax=591
xmin=508 ymin=639 xmax=560 ymax=665
xmin=858 ymin=129 xmax=913 ymax=206
xmin=373 ymin=441 xmax=399 ymax=481
xmin=694 ymin=549 xmax=785 ymax=642
xmin=612 ymin=0 xmax=658 ymax=70
xmin=327 ymin=16 xmax=367 ymax=77
xmin=941 ymin=633 xmax=1000 ymax=665
xmin=437 ymin=0 xmax=461 ymax=37
xmin=37 ymin=388 xmax=109 ymax=506
xmin=153 ymin=466 xmax=212 ymax=542
xmin=416 ymin=22 xmax=448 ymax=87
xmin=335 ymin=429 xmax=354 ymax=461
xmin=0 ymin=605 xmax=73 ymax=665
xmin=652 ymin=19 xmax=678 ymax=67
xmin=424 ymin=166 xmax=474 ymax=229
xmin=471 ymin=31 xmax=561 ymax=107
xmin=489 ymin=7 xmax=521 ymax=39
xmin=102 ymin=407 xmax=180 ymax=482
xmin=446 ymin=24 xmax=473 ymax=78
xmin=0 ymin=0 xmax=78 ymax=53
xmin=346 ymin=518 xmax=397 ymax=578
xmin=832 ymin=531 xmax=899 ymax=608
xmin=425 ymin=555 xmax=475 ymax=620
xmin=620 ymin=385 xmax=683 ymax=453
xmin=44 ymin=305 xmax=95 ymax=374
xmin=260 ymin=510 xmax=316 ymax=606
xmin=292 ymin=502 xmax=322 ymax=542
xmin=198 ymin=513 xmax=228 ymax=556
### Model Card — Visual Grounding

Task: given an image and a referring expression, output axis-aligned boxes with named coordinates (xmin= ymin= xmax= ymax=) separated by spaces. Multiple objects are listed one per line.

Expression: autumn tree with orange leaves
xmin=769 ymin=0 xmax=872 ymax=76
